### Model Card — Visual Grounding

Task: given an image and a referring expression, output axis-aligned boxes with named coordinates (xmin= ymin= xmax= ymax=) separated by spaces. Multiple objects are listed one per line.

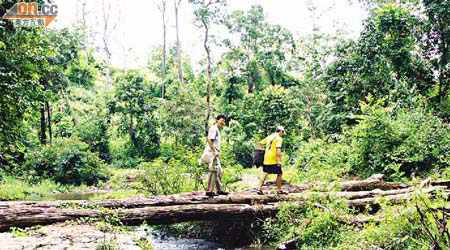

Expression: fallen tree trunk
xmin=1 ymin=188 xmax=446 ymax=231
xmin=336 ymin=174 xmax=409 ymax=191
xmin=276 ymin=236 xmax=300 ymax=250
xmin=0 ymin=186 xmax=444 ymax=210
xmin=1 ymin=175 xmax=449 ymax=231
xmin=0 ymin=174 xmax=412 ymax=210
xmin=0 ymin=203 xmax=281 ymax=231
xmin=348 ymin=189 xmax=450 ymax=210
xmin=269 ymin=174 xmax=408 ymax=193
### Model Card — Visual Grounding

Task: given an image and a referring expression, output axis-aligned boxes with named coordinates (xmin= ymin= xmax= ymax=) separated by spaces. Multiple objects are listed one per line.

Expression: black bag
xmin=253 ymin=149 xmax=265 ymax=167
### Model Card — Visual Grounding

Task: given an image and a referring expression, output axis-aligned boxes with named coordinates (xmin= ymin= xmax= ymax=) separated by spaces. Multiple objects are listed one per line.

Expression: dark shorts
xmin=263 ymin=164 xmax=282 ymax=174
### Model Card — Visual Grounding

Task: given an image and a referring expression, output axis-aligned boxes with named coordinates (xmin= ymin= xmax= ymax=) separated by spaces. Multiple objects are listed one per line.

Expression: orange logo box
xmin=2 ymin=2 xmax=58 ymax=27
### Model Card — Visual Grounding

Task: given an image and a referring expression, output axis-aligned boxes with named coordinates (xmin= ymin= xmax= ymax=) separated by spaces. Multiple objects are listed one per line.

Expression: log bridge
xmin=1 ymin=174 xmax=449 ymax=231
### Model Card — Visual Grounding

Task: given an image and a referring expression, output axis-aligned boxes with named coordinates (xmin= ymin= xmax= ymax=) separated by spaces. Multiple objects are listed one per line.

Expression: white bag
xmin=200 ymin=150 xmax=215 ymax=164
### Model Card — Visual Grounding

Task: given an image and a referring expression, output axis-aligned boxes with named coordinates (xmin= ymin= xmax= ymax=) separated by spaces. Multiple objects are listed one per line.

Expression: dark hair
xmin=216 ymin=114 xmax=227 ymax=121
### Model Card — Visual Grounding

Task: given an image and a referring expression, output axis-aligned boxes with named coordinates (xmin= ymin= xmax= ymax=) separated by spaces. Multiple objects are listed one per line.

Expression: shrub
xmin=259 ymin=199 xmax=352 ymax=248
xmin=109 ymin=135 xmax=143 ymax=169
xmin=23 ymin=138 xmax=110 ymax=186
xmin=138 ymin=158 xmax=197 ymax=195
xmin=222 ymin=163 xmax=243 ymax=190
xmin=96 ymin=240 xmax=117 ymax=250
xmin=137 ymin=145 xmax=243 ymax=195
xmin=222 ymin=120 xmax=258 ymax=167
xmin=75 ymin=115 xmax=111 ymax=163
xmin=293 ymin=138 xmax=351 ymax=182
xmin=111 ymin=70 xmax=160 ymax=160
xmin=333 ymin=195 xmax=445 ymax=249
xmin=347 ymin=99 xmax=450 ymax=180
xmin=137 ymin=146 xmax=202 ymax=195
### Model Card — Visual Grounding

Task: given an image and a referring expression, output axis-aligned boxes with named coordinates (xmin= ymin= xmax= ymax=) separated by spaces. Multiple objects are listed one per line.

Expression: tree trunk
xmin=82 ymin=0 xmax=89 ymax=65
xmin=276 ymin=237 xmax=300 ymax=250
xmin=0 ymin=203 xmax=280 ymax=231
xmin=437 ymin=19 xmax=449 ymax=102
xmin=101 ymin=0 xmax=119 ymax=89
xmin=1 ymin=188 xmax=447 ymax=231
xmin=39 ymin=105 xmax=46 ymax=145
xmin=0 ymin=178 xmax=450 ymax=230
xmin=162 ymin=6 xmax=166 ymax=98
xmin=1 ymin=186 xmax=444 ymax=211
xmin=174 ymin=0 xmax=183 ymax=85
xmin=338 ymin=174 xmax=391 ymax=191
xmin=202 ymin=19 xmax=211 ymax=136
xmin=2 ymin=175 xmax=448 ymax=231
xmin=158 ymin=0 xmax=167 ymax=99
xmin=46 ymin=102 xmax=52 ymax=145
xmin=104 ymin=44 xmax=112 ymax=88
xmin=128 ymin=110 xmax=137 ymax=149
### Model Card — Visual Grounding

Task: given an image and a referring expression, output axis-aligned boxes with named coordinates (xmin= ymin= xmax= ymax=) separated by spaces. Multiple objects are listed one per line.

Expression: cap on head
xmin=216 ymin=114 xmax=227 ymax=121
xmin=276 ymin=125 xmax=286 ymax=134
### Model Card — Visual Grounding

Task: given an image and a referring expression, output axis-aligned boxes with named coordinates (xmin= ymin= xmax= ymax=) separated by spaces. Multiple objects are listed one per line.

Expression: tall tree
xmin=174 ymin=0 xmax=184 ymax=84
xmin=147 ymin=44 xmax=195 ymax=98
xmin=422 ymin=0 xmax=450 ymax=103
xmin=357 ymin=0 xmax=421 ymax=9
xmin=0 ymin=0 xmax=82 ymax=167
xmin=37 ymin=28 xmax=83 ymax=145
xmin=190 ymin=0 xmax=226 ymax=135
xmin=224 ymin=5 xmax=295 ymax=93
xmin=100 ymin=0 xmax=120 ymax=88
xmin=77 ymin=0 xmax=91 ymax=65
xmin=157 ymin=0 xmax=169 ymax=98
xmin=324 ymin=5 xmax=434 ymax=132
xmin=111 ymin=70 xmax=160 ymax=159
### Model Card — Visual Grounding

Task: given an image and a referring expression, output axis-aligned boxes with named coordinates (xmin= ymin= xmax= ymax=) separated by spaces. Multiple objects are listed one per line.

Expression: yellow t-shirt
xmin=260 ymin=133 xmax=282 ymax=165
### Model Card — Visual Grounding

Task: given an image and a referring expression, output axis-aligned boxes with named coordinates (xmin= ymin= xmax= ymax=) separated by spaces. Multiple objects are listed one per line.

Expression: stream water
xmin=138 ymin=227 xmax=273 ymax=250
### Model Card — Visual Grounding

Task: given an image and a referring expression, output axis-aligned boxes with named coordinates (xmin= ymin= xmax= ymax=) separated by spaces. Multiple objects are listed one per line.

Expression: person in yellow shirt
xmin=257 ymin=125 xmax=287 ymax=195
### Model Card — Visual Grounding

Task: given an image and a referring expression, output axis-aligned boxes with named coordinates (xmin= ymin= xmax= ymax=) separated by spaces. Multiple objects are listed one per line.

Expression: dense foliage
xmin=22 ymin=138 xmax=110 ymax=185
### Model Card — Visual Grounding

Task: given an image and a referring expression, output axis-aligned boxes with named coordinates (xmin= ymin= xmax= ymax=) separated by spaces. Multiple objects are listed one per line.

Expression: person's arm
xmin=275 ymin=137 xmax=282 ymax=166
xmin=207 ymin=127 xmax=219 ymax=157
xmin=276 ymin=148 xmax=282 ymax=166
xmin=208 ymin=139 xmax=218 ymax=156
xmin=259 ymin=137 xmax=267 ymax=149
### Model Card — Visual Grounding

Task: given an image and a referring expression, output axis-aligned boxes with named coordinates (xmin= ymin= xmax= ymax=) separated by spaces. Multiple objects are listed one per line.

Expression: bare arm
xmin=258 ymin=143 xmax=263 ymax=149
xmin=208 ymin=139 xmax=218 ymax=156
xmin=276 ymin=148 xmax=282 ymax=166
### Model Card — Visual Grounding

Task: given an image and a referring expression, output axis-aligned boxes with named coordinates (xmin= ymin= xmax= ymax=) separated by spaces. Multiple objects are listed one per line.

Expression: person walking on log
xmin=199 ymin=114 xmax=229 ymax=197
xmin=257 ymin=125 xmax=288 ymax=195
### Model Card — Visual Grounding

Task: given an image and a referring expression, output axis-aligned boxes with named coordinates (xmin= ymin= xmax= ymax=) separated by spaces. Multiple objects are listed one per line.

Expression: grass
xmin=9 ymin=225 xmax=42 ymax=237
xmin=0 ymin=176 xmax=70 ymax=201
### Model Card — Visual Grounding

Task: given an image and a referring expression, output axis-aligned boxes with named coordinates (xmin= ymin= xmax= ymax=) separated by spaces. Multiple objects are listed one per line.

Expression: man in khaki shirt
xmin=200 ymin=114 xmax=229 ymax=197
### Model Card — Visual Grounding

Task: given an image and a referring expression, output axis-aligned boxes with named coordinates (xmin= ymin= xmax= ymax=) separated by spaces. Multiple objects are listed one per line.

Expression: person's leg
xmin=206 ymin=158 xmax=216 ymax=192
xmin=207 ymin=171 xmax=216 ymax=192
xmin=258 ymin=172 xmax=269 ymax=191
xmin=276 ymin=173 xmax=283 ymax=191
xmin=215 ymin=158 xmax=223 ymax=191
